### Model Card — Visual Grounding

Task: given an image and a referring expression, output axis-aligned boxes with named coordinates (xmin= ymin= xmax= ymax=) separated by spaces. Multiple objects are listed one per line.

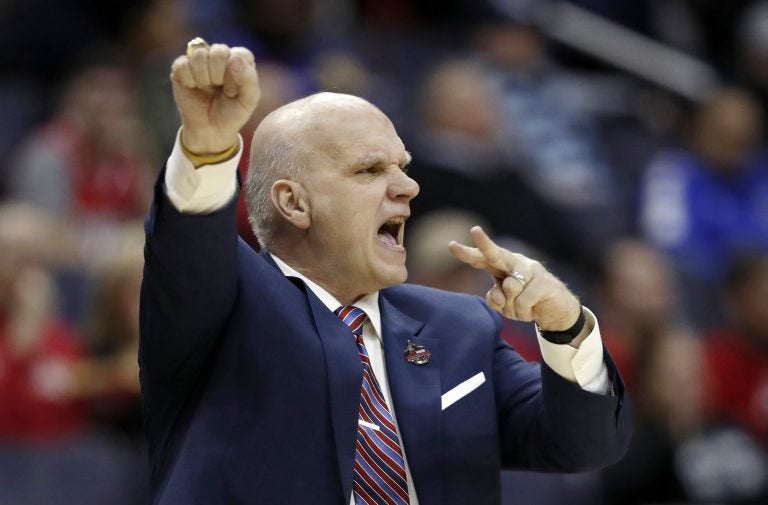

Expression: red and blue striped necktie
xmin=336 ymin=306 xmax=411 ymax=505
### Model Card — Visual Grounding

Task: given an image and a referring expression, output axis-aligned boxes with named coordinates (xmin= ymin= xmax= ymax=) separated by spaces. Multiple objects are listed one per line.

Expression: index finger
xmin=470 ymin=226 xmax=509 ymax=274
xmin=447 ymin=240 xmax=490 ymax=270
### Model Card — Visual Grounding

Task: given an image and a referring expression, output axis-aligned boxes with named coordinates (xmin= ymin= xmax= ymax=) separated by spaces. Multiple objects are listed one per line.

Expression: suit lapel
xmin=262 ymin=251 xmax=361 ymax=502
xmin=379 ymin=294 xmax=443 ymax=505
xmin=307 ymin=290 xmax=362 ymax=503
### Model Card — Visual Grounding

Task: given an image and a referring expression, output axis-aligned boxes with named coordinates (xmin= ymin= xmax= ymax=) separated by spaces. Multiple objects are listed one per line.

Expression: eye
xmin=359 ymin=166 xmax=381 ymax=174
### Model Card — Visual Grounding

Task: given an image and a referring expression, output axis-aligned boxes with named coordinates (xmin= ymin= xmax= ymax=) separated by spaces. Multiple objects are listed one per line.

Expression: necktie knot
xmin=335 ymin=305 xmax=367 ymax=338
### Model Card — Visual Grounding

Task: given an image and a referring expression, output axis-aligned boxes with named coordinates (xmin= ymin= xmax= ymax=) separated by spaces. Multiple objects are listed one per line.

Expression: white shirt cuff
xmin=537 ymin=307 xmax=611 ymax=395
xmin=164 ymin=129 xmax=242 ymax=213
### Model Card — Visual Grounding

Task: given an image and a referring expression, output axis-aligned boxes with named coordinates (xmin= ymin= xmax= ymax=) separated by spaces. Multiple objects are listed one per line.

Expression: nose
xmin=388 ymin=169 xmax=420 ymax=202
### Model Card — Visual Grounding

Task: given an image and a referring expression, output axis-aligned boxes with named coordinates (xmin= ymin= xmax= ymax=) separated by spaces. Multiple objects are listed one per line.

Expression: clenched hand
xmin=170 ymin=41 xmax=260 ymax=156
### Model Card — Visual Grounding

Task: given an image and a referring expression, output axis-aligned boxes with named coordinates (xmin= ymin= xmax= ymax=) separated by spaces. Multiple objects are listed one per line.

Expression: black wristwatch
xmin=538 ymin=307 xmax=586 ymax=345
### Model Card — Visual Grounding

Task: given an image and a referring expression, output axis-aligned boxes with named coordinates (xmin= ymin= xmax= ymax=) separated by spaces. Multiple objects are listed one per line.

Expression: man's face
xmin=299 ymin=100 xmax=419 ymax=300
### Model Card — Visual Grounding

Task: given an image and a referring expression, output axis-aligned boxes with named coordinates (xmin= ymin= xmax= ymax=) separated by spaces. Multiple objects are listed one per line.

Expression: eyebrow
xmin=353 ymin=151 xmax=412 ymax=169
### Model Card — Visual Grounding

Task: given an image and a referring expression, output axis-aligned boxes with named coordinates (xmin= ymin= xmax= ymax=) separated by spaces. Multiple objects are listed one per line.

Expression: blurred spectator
xmin=124 ymin=0 xmax=195 ymax=156
xmin=406 ymin=208 xmax=492 ymax=297
xmin=78 ymin=222 xmax=148 ymax=503
xmin=123 ymin=0 xmax=192 ymax=63
xmin=640 ymin=87 xmax=768 ymax=326
xmin=0 ymin=203 xmax=85 ymax=441
xmin=313 ymin=49 xmax=373 ymax=97
xmin=7 ymin=57 xmax=154 ymax=272
xmin=8 ymin=58 xmax=153 ymax=221
xmin=705 ymin=253 xmax=768 ymax=448
xmin=80 ymin=223 xmax=144 ymax=440
xmin=0 ymin=205 xmax=147 ymax=503
xmin=0 ymin=1 xmax=152 ymax=197
xmin=591 ymin=238 xmax=683 ymax=389
xmin=408 ymin=58 xmax=592 ymax=266
xmin=473 ymin=17 xmax=626 ymax=244
xmin=602 ymin=327 xmax=768 ymax=504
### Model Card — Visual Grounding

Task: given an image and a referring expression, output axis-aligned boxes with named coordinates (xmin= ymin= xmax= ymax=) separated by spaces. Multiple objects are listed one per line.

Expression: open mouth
xmin=377 ymin=217 xmax=405 ymax=249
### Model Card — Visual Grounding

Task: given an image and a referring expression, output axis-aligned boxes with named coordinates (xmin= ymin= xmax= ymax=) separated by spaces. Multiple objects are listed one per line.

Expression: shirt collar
xmin=269 ymin=253 xmax=382 ymax=340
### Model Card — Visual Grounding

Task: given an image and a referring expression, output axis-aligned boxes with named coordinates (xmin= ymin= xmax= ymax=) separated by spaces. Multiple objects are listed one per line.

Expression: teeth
xmin=387 ymin=217 xmax=405 ymax=225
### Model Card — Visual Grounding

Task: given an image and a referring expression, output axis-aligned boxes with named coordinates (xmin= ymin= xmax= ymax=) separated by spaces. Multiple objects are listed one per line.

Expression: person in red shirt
xmin=592 ymin=239 xmax=684 ymax=391
xmin=0 ymin=204 xmax=86 ymax=441
xmin=705 ymin=253 xmax=768 ymax=446
xmin=9 ymin=59 xmax=153 ymax=224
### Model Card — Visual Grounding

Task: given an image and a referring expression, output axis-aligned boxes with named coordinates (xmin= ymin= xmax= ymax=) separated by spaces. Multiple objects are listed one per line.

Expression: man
xmin=140 ymin=39 xmax=630 ymax=505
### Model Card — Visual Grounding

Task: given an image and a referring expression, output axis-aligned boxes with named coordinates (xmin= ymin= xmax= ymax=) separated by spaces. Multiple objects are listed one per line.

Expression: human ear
xmin=271 ymin=179 xmax=310 ymax=230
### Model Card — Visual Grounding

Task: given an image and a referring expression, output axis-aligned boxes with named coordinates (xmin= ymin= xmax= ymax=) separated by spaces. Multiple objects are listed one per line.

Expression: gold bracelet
xmin=180 ymin=135 xmax=239 ymax=166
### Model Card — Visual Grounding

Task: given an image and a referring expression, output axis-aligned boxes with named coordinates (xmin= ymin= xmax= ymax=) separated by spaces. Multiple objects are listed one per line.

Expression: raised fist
xmin=170 ymin=40 xmax=260 ymax=155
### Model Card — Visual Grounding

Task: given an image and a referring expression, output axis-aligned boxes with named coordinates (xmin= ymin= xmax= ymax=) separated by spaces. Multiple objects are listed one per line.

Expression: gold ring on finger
xmin=186 ymin=37 xmax=210 ymax=56
xmin=511 ymin=271 xmax=528 ymax=288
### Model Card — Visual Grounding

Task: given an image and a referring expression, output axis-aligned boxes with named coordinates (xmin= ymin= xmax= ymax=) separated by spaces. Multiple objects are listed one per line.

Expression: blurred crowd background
xmin=1 ymin=0 xmax=768 ymax=503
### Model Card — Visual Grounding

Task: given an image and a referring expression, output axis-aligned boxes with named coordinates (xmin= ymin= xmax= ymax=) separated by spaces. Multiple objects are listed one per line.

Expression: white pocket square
xmin=441 ymin=372 xmax=486 ymax=411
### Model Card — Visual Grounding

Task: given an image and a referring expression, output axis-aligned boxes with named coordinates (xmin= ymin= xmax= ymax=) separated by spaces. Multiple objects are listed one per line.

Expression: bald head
xmin=244 ymin=92 xmax=391 ymax=248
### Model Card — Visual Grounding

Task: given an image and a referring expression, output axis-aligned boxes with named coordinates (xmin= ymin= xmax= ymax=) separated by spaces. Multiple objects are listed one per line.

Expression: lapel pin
xmin=404 ymin=340 xmax=431 ymax=365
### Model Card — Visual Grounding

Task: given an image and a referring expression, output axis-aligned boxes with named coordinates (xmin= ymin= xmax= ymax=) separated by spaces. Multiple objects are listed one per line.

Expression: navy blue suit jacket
xmin=140 ymin=181 xmax=631 ymax=505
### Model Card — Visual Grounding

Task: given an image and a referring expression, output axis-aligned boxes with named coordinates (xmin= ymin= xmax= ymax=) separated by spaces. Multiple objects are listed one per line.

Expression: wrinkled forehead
xmin=304 ymin=97 xmax=396 ymax=141
xmin=252 ymin=93 xmax=406 ymax=176
xmin=297 ymin=95 xmax=402 ymax=160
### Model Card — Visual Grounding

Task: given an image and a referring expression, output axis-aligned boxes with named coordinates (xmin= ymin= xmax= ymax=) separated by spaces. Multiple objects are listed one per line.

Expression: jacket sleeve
xmin=139 ymin=170 xmax=240 ymax=383
xmin=488 ymin=302 xmax=632 ymax=472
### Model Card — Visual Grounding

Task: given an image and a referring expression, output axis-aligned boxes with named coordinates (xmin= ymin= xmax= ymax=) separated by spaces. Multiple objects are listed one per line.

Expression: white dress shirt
xmin=269 ymin=255 xmax=421 ymax=505
xmin=162 ymin=131 xmax=612 ymax=503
